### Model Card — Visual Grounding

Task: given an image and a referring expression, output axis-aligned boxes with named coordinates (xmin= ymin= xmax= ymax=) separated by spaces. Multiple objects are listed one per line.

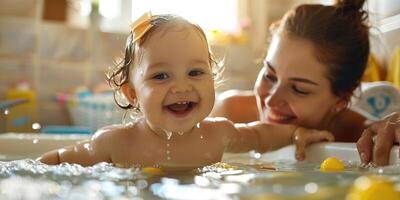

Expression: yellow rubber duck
xmin=320 ymin=157 xmax=345 ymax=172
xmin=346 ymin=175 xmax=400 ymax=200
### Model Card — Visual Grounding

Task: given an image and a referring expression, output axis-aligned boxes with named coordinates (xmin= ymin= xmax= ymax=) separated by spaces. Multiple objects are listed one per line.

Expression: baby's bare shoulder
xmin=91 ymin=124 xmax=137 ymax=144
xmin=203 ymin=117 xmax=236 ymax=131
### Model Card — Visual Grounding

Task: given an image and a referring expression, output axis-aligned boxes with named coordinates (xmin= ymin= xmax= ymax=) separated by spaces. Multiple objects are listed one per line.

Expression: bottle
xmin=5 ymin=82 xmax=37 ymax=132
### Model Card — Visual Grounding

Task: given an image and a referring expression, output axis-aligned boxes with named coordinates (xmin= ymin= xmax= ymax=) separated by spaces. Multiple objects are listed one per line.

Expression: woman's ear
xmin=335 ymin=99 xmax=348 ymax=112
xmin=121 ymin=83 xmax=137 ymax=104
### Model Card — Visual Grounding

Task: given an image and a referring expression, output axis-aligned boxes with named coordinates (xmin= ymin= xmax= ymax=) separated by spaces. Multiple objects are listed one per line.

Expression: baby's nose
xmin=171 ymin=81 xmax=193 ymax=93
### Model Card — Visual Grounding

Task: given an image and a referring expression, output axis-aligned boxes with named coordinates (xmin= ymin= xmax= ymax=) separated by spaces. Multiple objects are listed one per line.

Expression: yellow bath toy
xmin=142 ymin=167 xmax=164 ymax=175
xmin=346 ymin=175 xmax=400 ymax=200
xmin=320 ymin=157 xmax=344 ymax=172
xmin=362 ymin=54 xmax=382 ymax=82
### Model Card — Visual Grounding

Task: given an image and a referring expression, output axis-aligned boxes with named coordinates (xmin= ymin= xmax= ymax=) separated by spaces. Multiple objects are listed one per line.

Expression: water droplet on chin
xmin=200 ymin=135 xmax=203 ymax=139
xmin=4 ymin=109 xmax=9 ymax=115
xmin=165 ymin=131 xmax=172 ymax=140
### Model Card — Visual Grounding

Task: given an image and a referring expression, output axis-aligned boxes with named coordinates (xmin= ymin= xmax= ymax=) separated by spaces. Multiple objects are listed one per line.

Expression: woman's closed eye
xmin=292 ymin=85 xmax=310 ymax=95
xmin=263 ymin=73 xmax=277 ymax=82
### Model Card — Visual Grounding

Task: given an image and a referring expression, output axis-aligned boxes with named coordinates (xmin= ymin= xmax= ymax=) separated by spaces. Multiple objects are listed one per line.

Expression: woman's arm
xmin=211 ymin=90 xmax=259 ymax=123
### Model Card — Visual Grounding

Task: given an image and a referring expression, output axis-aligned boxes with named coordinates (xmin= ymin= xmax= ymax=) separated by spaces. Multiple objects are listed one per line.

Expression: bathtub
xmin=0 ymin=133 xmax=89 ymax=160
xmin=0 ymin=133 xmax=399 ymax=199
xmin=1 ymin=132 xmax=399 ymax=165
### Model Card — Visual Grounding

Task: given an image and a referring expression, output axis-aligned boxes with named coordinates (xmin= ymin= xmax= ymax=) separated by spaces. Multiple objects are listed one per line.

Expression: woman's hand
xmin=357 ymin=112 xmax=400 ymax=166
xmin=293 ymin=127 xmax=335 ymax=161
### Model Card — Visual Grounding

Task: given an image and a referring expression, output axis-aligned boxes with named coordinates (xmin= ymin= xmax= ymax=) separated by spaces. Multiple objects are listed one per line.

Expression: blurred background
xmin=0 ymin=0 xmax=399 ymax=134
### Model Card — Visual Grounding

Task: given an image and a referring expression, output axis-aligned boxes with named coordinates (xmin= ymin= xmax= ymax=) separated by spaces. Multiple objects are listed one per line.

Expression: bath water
xmin=0 ymin=156 xmax=399 ymax=200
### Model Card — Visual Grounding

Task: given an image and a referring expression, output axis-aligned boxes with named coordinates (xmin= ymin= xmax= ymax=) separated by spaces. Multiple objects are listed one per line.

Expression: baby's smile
xmin=164 ymin=101 xmax=198 ymax=118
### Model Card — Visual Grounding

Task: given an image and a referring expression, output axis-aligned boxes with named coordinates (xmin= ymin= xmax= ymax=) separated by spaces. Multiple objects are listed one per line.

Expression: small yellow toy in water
xmin=346 ymin=175 xmax=400 ymax=200
xmin=320 ymin=157 xmax=344 ymax=172
xmin=142 ymin=167 xmax=164 ymax=175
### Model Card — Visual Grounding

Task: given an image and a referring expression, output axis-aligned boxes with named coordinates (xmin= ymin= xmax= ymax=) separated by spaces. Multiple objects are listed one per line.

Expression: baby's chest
xmin=110 ymin=140 xmax=167 ymax=167
xmin=111 ymin=135 xmax=225 ymax=167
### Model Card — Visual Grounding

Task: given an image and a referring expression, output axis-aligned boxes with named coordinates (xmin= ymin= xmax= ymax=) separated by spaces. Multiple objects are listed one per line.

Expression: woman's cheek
xmin=256 ymin=81 xmax=272 ymax=98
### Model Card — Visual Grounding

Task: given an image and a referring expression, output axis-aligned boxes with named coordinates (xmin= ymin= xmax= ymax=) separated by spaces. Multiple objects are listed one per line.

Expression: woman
xmin=211 ymin=0 xmax=400 ymax=166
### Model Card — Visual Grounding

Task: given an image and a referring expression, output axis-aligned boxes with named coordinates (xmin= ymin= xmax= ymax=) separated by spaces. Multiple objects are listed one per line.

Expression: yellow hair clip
xmin=131 ymin=12 xmax=153 ymax=43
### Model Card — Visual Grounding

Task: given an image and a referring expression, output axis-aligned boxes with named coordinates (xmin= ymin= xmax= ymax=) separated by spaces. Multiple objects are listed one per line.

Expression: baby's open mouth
xmin=165 ymin=101 xmax=197 ymax=117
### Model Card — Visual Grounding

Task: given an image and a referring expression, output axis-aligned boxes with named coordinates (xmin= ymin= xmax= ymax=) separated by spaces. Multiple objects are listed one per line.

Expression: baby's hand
xmin=293 ymin=127 xmax=335 ymax=161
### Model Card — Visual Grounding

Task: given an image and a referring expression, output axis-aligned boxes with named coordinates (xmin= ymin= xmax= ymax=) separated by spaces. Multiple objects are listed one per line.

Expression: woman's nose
xmin=171 ymin=80 xmax=193 ymax=93
xmin=265 ymin=85 xmax=286 ymax=107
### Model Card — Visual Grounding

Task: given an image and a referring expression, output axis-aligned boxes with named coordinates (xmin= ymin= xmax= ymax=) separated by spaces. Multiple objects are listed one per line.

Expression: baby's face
xmin=132 ymin=23 xmax=215 ymax=133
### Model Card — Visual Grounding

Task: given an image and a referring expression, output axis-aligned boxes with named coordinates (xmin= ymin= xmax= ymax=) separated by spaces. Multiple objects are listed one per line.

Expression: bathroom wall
xmin=0 ymin=0 xmax=318 ymax=128
xmin=369 ymin=0 xmax=400 ymax=59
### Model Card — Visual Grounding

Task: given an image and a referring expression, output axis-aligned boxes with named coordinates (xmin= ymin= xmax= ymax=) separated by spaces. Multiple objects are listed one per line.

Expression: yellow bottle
xmin=5 ymin=85 xmax=37 ymax=133
xmin=387 ymin=47 xmax=400 ymax=89
xmin=362 ymin=54 xmax=382 ymax=82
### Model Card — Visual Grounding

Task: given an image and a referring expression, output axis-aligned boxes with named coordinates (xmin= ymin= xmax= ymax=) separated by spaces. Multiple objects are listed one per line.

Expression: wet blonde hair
xmin=106 ymin=14 xmax=222 ymax=110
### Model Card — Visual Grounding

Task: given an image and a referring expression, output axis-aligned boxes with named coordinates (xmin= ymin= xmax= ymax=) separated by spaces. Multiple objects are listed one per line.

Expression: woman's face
xmin=254 ymin=34 xmax=343 ymax=129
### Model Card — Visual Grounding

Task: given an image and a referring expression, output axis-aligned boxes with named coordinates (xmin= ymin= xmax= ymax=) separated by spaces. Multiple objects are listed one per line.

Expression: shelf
xmin=379 ymin=13 xmax=400 ymax=33
xmin=0 ymin=55 xmax=87 ymax=68
xmin=0 ymin=15 xmax=35 ymax=24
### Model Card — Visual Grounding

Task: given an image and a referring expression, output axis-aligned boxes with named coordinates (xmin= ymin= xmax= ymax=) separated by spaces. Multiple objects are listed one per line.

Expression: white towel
xmin=351 ymin=81 xmax=400 ymax=120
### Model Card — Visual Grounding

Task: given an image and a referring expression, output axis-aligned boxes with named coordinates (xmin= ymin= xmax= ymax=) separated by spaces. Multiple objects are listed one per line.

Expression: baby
xmin=37 ymin=13 xmax=334 ymax=169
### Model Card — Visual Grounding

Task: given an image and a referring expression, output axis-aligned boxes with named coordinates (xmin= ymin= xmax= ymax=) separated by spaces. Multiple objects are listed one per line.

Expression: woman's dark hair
xmin=271 ymin=0 xmax=370 ymax=99
xmin=106 ymin=14 xmax=221 ymax=109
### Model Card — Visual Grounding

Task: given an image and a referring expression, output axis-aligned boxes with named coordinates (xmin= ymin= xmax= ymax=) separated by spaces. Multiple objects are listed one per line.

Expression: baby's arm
xmin=37 ymin=130 xmax=112 ymax=166
xmin=223 ymin=120 xmax=334 ymax=159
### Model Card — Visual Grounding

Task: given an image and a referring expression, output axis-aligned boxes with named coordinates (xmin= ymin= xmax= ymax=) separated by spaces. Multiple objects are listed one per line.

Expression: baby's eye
xmin=152 ymin=73 xmax=169 ymax=80
xmin=188 ymin=69 xmax=205 ymax=77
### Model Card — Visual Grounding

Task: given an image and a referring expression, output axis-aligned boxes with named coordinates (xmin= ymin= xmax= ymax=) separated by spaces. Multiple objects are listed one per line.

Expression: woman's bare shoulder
xmin=201 ymin=117 xmax=237 ymax=143
xmin=332 ymin=109 xmax=367 ymax=142
xmin=211 ymin=90 xmax=258 ymax=123
xmin=201 ymin=117 xmax=236 ymax=132
xmin=216 ymin=90 xmax=255 ymax=101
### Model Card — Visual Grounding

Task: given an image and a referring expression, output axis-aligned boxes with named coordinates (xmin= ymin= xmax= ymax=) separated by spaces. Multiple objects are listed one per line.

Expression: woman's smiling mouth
xmin=264 ymin=108 xmax=296 ymax=124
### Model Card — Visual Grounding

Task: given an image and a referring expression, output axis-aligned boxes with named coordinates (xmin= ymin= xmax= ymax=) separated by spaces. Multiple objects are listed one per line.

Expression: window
xmin=99 ymin=0 xmax=121 ymax=18
xmin=131 ymin=0 xmax=239 ymax=32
